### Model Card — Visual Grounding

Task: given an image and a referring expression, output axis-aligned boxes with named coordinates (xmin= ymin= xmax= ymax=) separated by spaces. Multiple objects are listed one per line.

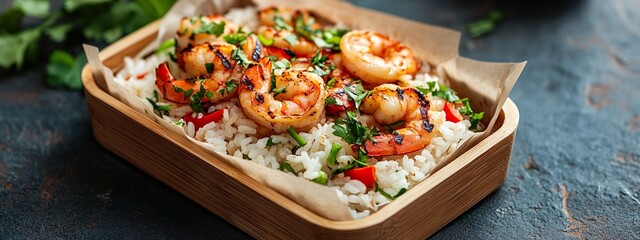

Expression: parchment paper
xmin=84 ymin=0 xmax=525 ymax=221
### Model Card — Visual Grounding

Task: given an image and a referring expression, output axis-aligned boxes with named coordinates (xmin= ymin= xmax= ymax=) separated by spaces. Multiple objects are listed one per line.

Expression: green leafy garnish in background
xmin=467 ymin=10 xmax=504 ymax=38
xmin=0 ymin=0 xmax=176 ymax=90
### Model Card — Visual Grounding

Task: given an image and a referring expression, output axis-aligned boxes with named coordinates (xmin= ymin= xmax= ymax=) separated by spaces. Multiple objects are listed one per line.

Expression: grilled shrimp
xmin=258 ymin=26 xmax=319 ymax=57
xmin=359 ymin=84 xmax=441 ymax=156
xmin=177 ymin=15 xmax=238 ymax=49
xmin=340 ymin=30 xmax=420 ymax=85
xmin=238 ymin=57 xmax=326 ymax=133
xmin=155 ymin=43 xmax=243 ymax=104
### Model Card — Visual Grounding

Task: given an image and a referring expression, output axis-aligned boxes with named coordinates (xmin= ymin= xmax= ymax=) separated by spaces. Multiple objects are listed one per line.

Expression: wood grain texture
xmin=81 ymin=17 xmax=519 ymax=240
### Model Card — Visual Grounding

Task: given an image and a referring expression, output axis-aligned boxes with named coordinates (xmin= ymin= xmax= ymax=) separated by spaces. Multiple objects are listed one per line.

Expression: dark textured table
xmin=1 ymin=0 xmax=639 ymax=239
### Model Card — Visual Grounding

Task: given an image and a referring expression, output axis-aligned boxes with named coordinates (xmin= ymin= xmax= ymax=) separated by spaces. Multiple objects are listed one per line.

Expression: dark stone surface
xmin=1 ymin=0 xmax=639 ymax=239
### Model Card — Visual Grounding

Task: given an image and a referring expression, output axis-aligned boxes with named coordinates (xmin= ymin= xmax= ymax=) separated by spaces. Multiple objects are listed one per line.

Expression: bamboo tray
xmin=81 ymin=19 xmax=520 ymax=239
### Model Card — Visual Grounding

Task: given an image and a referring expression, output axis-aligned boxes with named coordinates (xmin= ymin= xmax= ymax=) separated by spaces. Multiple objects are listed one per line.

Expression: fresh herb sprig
xmin=332 ymin=111 xmax=379 ymax=146
xmin=310 ymin=50 xmax=334 ymax=77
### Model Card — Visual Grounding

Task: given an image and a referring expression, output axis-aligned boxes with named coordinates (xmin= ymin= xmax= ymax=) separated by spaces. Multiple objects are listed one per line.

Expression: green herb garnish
xmin=332 ymin=111 xmax=378 ymax=145
xmin=384 ymin=120 xmax=405 ymax=133
xmin=223 ymin=27 xmax=249 ymax=45
xmin=343 ymin=83 xmax=370 ymax=110
xmin=325 ymin=97 xmax=343 ymax=106
xmin=283 ymin=34 xmax=297 ymax=46
xmin=192 ymin=19 xmax=225 ymax=37
xmin=231 ymin=48 xmax=251 ymax=69
xmin=258 ymin=33 xmax=274 ymax=46
xmin=287 ymin=126 xmax=307 ymax=146
xmin=272 ymin=58 xmax=291 ymax=69
xmin=204 ymin=62 xmax=214 ymax=73
xmin=218 ymin=79 xmax=238 ymax=96
xmin=326 ymin=143 xmax=342 ymax=167
xmin=266 ymin=137 xmax=280 ymax=147
xmin=274 ymin=15 xmax=293 ymax=31
xmin=279 ymin=162 xmax=296 ymax=174
xmin=146 ymin=90 xmax=172 ymax=116
xmin=272 ymin=86 xmax=287 ymax=96
xmin=375 ymin=182 xmax=407 ymax=200
xmin=156 ymin=38 xmax=176 ymax=55
xmin=310 ymin=51 xmax=333 ymax=77
xmin=311 ymin=171 xmax=328 ymax=185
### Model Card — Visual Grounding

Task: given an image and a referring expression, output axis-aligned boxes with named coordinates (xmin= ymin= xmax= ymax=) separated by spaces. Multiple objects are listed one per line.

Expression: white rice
xmin=112 ymin=7 xmax=475 ymax=219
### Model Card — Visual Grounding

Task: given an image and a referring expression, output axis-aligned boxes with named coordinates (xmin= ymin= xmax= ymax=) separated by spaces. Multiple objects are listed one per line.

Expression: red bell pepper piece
xmin=444 ymin=102 xmax=463 ymax=123
xmin=183 ymin=109 xmax=224 ymax=131
xmin=344 ymin=166 xmax=376 ymax=189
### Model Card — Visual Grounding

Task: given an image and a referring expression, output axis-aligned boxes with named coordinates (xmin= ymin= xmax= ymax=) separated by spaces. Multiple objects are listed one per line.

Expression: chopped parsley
xmin=218 ymin=79 xmax=238 ymax=96
xmin=274 ymin=15 xmax=293 ymax=31
xmin=332 ymin=111 xmax=379 ymax=146
xmin=172 ymin=85 xmax=194 ymax=101
xmin=325 ymin=97 xmax=343 ymax=106
xmin=310 ymin=51 xmax=334 ymax=77
xmin=457 ymin=98 xmax=484 ymax=130
xmin=343 ymin=83 xmax=370 ymax=110
xmin=326 ymin=77 xmax=337 ymax=88
xmin=223 ymin=27 xmax=250 ymax=45
xmin=293 ymin=15 xmax=348 ymax=50
xmin=231 ymin=48 xmax=251 ymax=69
xmin=204 ymin=62 xmax=214 ymax=73
xmin=272 ymin=58 xmax=291 ymax=69
xmin=283 ymin=34 xmax=297 ymax=46
xmin=192 ymin=19 xmax=225 ymax=37
xmin=187 ymin=82 xmax=213 ymax=113
xmin=146 ymin=90 xmax=172 ymax=116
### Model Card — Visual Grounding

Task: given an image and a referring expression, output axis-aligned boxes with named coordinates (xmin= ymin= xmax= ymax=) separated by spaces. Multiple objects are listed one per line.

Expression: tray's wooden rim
xmin=81 ymin=19 xmax=520 ymax=230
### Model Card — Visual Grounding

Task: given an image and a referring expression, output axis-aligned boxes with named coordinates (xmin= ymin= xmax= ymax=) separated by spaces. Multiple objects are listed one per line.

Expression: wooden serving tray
xmin=81 ymin=19 xmax=519 ymax=239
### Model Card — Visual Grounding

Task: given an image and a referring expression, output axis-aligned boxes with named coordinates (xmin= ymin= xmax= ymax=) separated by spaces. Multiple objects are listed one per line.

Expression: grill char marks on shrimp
xmin=360 ymin=84 xmax=440 ymax=157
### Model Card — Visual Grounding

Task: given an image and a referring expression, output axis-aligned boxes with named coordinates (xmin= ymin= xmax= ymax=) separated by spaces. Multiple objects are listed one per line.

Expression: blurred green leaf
xmin=82 ymin=1 xmax=150 ymax=43
xmin=0 ymin=28 xmax=41 ymax=69
xmin=136 ymin=0 xmax=175 ymax=19
xmin=0 ymin=8 xmax=25 ymax=34
xmin=64 ymin=0 xmax=111 ymax=12
xmin=46 ymin=50 xmax=86 ymax=90
xmin=44 ymin=23 xmax=73 ymax=42
xmin=468 ymin=10 xmax=504 ymax=38
xmin=14 ymin=0 xmax=49 ymax=18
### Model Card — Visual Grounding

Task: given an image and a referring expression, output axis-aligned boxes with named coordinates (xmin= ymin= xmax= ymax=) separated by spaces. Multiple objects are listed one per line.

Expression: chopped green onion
xmin=279 ymin=162 xmax=296 ymax=174
xmin=327 ymin=143 xmax=342 ymax=167
xmin=312 ymin=171 xmax=328 ymax=185
xmin=375 ymin=182 xmax=407 ymax=200
xmin=258 ymin=34 xmax=274 ymax=46
xmin=287 ymin=126 xmax=307 ymax=146
xmin=156 ymin=38 xmax=176 ymax=55
xmin=272 ymin=86 xmax=286 ymax=96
